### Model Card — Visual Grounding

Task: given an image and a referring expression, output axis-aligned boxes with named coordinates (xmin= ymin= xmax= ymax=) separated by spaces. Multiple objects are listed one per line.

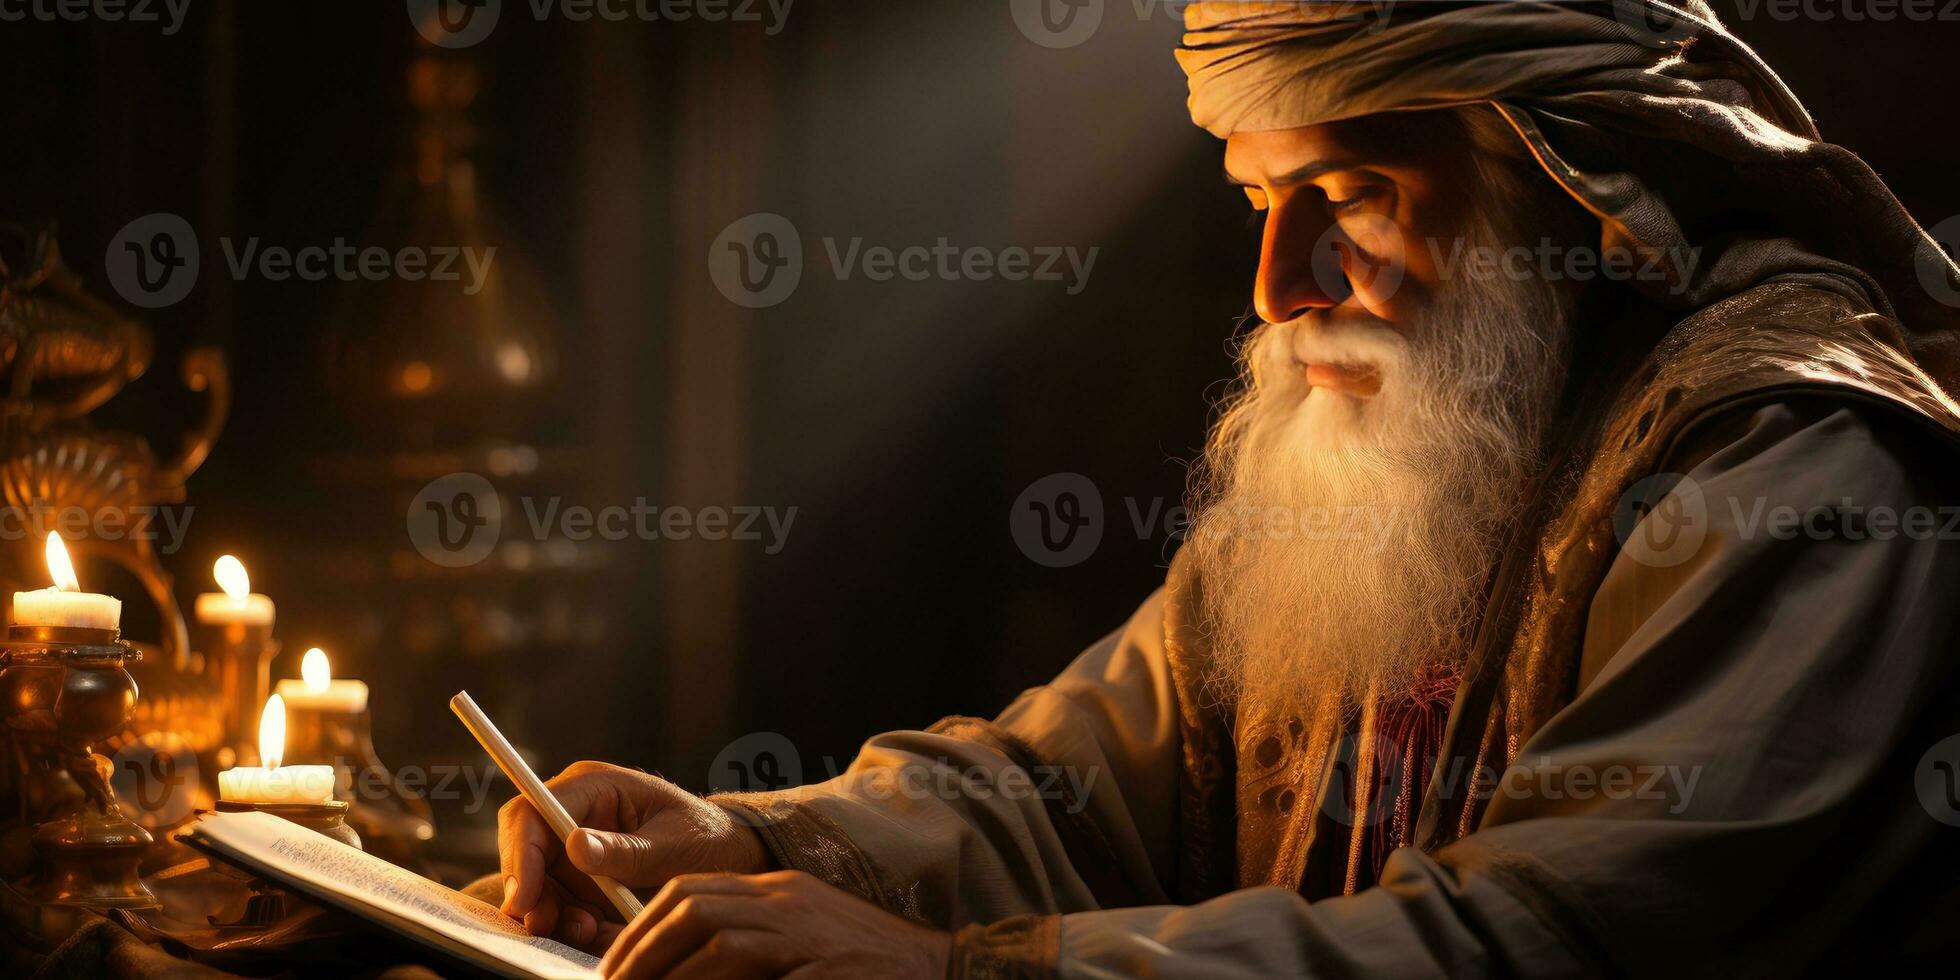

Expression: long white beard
xmin=1188 ymin=233 xmax=1575 ymax=708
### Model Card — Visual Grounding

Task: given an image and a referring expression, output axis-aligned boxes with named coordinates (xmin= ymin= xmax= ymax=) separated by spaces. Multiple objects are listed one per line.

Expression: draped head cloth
xmin=1176 ymin=0 xmax=1960 ymax=391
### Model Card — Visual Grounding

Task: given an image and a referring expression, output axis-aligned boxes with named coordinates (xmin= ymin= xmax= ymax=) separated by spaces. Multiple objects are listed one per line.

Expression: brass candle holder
xmin=212 ymin=799 xmax=362 ymax=850
xmin=194 ymin=618 xmax=278 ymax=771
xmin=0 ymin=623 xmax=158 ymax=909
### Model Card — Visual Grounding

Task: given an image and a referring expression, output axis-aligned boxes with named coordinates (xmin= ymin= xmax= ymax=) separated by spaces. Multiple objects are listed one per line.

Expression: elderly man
xmin=501 ymin=2 xmax=1960 ymax=975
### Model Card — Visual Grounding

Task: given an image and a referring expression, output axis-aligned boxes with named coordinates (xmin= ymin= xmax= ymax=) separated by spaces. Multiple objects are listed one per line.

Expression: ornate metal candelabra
xmin=0 ymin=623 xmax=155 ymax=908
xmin=0 ymin=226 xmax=229 ymax=904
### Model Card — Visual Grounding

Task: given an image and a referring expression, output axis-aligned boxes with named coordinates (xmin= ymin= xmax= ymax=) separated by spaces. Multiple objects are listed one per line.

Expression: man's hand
xmin=599 ymin=870 xmax=951 ymax=979
xmin=497 ymin=761 xmax=770 ymax=950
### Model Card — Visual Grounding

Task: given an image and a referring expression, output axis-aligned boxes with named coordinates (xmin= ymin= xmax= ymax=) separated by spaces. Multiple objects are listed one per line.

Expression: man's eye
xmin=1325 ymin=186 xmax=1382 ymax=212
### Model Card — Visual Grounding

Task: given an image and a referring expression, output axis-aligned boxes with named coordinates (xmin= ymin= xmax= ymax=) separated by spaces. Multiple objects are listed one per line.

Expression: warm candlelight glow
xmin=260 ymin=693 xmax=286 ymax=770
xmin=302 ymin=647 xmax=331 ymax=693
xmin=278 ymin=646 xmax=369 ymax=714
xmin=219 ymin=692 xmax=333 ymax=805
xmin=12 ymin=532 xmax=121 ymax=630
xmin=45 ymin=532 xmax=79 ymax=592
xmin=215 ymin=554 xmax=251 ymax=601
xmin=196 ymin=554 xmax=274 ymax=626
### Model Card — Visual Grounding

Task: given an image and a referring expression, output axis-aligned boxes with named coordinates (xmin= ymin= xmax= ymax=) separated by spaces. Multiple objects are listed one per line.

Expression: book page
xmin=184 ymin=810 xmax=598 ymax=979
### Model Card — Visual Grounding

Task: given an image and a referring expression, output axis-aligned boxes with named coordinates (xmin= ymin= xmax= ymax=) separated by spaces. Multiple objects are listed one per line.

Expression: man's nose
xmin=1253 ymin=196 xmax=1349 ymax=325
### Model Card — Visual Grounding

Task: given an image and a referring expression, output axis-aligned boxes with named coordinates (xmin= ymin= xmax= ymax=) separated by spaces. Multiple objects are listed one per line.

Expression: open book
xmin=178 ymin=810 xmax=599 ymax=979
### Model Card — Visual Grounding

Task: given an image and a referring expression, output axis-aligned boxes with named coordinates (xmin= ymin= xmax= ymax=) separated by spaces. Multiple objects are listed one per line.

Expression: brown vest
xmin=1158 ymin=282 xmax=1960 ymax=902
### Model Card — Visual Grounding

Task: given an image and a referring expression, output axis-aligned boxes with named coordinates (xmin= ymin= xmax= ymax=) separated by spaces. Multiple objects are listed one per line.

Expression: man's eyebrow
xmin=1223 ymin=159 xmax=1362 ymax=188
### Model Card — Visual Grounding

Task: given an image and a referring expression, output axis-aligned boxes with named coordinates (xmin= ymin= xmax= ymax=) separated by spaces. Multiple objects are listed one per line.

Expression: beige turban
xmin=1172 ymin=0 xmax=1960 ymax=386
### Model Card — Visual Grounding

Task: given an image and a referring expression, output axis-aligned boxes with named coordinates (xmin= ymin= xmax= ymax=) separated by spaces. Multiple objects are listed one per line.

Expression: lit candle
xmin=194 ymin=555 xmax=275 ymax=626
xmin=274 ymin=647 xmax=370 ymax=713
xmin=11 ymin=532 xmax=122 ymax=631
xmin=217 ymin=694 xmax=335 ymax=805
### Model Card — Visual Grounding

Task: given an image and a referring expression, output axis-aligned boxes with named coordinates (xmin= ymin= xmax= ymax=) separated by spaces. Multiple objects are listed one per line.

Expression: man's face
xmin=1192 ymin=109 xmax=1583 ymax=705
xmin=1224 ymin=116 xmax=1486 ymax=415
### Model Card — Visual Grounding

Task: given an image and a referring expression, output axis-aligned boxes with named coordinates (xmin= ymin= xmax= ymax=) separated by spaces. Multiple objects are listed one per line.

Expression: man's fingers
xmin=521 ymin=877 xmax=563 ymax=938
xmin=567 ymin=827 xmax=669 ymax=884
xmin=567 ymin=801 xmax=740 ymax=889
xmin=605 ymin=897 xmax=780 ymax=980
xmin=590 ymin=917 xmax=625 ymax=954
xmin=600 ymin=876 xmax=768 ymax=976
xmin=561 ymin=904 xmax=600 ymax=951
xmin=499 ymin=762 xmax=629 ymax=917
xmin=661 ymin=930 xmax=802 ymax=980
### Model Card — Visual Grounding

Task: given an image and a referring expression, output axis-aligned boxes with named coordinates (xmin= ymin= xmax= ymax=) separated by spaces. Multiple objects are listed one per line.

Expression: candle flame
xmin=45 ymin=533 xmax=80 ymax=592
xmin=259 ymin=694 xmax=285 ymax=770
xmin=214 ymin=554 xmax=251 ymax=601
xmin=302 ymin=647 xmax=331 ymax=692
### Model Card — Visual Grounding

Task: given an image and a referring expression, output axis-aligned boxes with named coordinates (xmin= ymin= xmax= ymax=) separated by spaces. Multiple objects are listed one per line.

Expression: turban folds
xmin=1175 ymin=1 xmax=1960 ymax=391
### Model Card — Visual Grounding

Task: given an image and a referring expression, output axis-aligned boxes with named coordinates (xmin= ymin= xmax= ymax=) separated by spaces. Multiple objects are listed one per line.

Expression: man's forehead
xmin=1223 ymin=113 xmax=1452 ymax=185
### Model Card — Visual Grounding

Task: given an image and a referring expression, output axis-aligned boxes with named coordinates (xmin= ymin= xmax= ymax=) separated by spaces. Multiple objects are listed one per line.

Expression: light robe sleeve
xmin=947 ymin=398 xmax=1960 ymax=977
xmin=713 ymin=586 xmax=1183 ymax=934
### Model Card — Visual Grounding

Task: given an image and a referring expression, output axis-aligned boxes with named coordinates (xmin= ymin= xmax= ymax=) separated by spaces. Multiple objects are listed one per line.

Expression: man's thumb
xmin=567 ymin=828 xmax=660 ymax=881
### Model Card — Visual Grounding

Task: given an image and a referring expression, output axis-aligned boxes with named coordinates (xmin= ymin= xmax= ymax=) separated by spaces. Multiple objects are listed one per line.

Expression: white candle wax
xmin=14 ymin=532 xmax=121 ymax=631
xmin=198 ymin=554 xmax=275 ymax=626
xmin=274 ymin=677 xmax=370 ymax=713
xmin=218 ymin=764 xmax=336 ymax=805
xmin=194 ymin=591 xmax=276 ymax=626
xmin=12 ymin=587 xmax=121 ymax=631
xmin=221 ymin=693 xmax=333 ymax=804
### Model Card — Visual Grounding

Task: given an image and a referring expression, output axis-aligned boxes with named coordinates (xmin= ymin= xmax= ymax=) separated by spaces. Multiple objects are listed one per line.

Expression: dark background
xmin=1 ymin=2 xmax=1954 ymax=865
